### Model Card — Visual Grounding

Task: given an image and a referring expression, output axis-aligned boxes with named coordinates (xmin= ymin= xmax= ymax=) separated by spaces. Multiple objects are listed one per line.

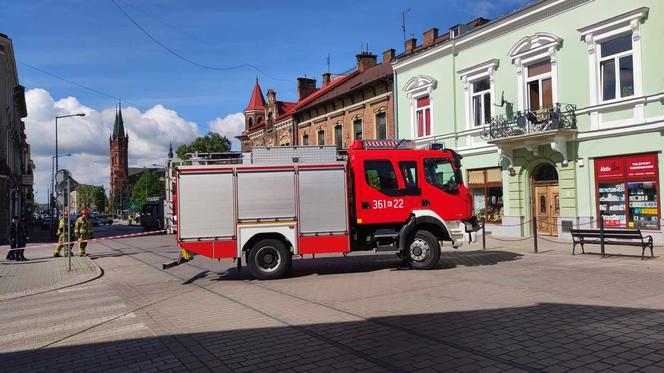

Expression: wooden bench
xmin=570 ymin=228 xmax=654 ymax=259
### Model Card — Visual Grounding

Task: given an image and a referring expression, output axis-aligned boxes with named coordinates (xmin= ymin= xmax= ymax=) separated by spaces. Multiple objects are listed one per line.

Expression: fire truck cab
xmin=172 ymin=140 xmax=479 ymax=279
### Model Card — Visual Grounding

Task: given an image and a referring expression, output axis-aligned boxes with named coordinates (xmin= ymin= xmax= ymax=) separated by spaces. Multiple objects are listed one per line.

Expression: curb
xmin=0 ymin=257 xmax=104 ymax=302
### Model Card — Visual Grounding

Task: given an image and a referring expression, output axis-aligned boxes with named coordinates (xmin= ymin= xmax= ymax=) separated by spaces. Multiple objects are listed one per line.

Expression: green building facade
xmin=393 ymin=0 xmax=664 ymax=239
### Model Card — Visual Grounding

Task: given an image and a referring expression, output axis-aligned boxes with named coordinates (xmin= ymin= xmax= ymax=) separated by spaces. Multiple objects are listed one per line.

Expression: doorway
xmin=532 ymin=163 xmax=559 ymax=236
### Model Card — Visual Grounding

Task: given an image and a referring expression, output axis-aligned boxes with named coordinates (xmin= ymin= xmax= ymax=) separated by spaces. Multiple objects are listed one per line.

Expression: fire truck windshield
xmin=424 ymin=158 xmax=459 ymax=192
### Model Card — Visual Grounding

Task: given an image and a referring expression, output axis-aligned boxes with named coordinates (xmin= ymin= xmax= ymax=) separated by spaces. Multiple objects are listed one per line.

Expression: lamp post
xmin=53 ymin=113 xmax=84 ymax=233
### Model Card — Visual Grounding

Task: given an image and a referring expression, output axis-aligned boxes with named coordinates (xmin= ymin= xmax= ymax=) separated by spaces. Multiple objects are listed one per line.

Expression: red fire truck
xmin=169 ymin=140 xmax=479 ymax=279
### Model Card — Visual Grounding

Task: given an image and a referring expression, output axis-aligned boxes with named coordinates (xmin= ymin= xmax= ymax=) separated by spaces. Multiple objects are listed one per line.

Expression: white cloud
xmin=208 ymin=112 xmax=244 ymax=151
xmin=24 ymin=88 xmax=201 ymax=203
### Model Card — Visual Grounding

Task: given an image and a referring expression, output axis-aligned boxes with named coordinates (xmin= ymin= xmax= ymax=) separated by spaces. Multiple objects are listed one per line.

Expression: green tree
xmin=75 ymin=185 xmax=94 ymax=208
xmin=176 ymin=132 xmax=231 ymax=159
xmin=91 ymin=186 xmax=107 ymax=212
xmin=130 ymin=170 xmax=165 ymax=207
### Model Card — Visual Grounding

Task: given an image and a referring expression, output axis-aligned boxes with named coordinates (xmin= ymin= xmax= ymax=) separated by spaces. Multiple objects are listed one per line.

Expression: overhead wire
xmin=18 ymin=60 xmax=150 ymax=111
xmin=110 ymin=0 xmax=290 ymax=82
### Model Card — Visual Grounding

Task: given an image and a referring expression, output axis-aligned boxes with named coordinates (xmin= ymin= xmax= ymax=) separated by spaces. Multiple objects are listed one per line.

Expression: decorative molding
xmin=508 ymin=32 xmax=562 ymax=61
xmin=577 ymin=7 xmax=648 ymax=38
xmin=457 ymin=59 xmax=500 ymax=77
xmin=403 ymin=75 xmax=437 ymax=97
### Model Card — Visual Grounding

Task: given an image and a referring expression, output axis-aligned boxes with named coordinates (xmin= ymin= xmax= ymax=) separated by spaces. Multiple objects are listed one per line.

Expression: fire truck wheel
xmin=247 ymin=239 xmax=291 ymax=280
xmin=407 ymin=230 xmax=441 ymax=270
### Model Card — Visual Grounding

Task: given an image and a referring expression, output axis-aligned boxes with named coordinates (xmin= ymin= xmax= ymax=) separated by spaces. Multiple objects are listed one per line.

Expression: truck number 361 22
xmin=372 ymin=199 xmax=404 ymax=209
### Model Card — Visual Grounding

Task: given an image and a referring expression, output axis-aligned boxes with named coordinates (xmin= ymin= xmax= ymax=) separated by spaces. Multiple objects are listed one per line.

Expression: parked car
xmin=91 ymin=213 xmax=113 ymax=226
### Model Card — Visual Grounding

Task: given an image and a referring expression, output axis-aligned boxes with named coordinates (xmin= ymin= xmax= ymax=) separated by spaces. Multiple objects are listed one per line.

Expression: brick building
xmin=109 ymin=103 xmax=129 ymax=213
xmin=239 ymin=79 xmax=296 ymax=151
xmin=239 ymin=49 xmax=396 ymax=150
xmin=0 ymin=33 xmax=33 ymax=235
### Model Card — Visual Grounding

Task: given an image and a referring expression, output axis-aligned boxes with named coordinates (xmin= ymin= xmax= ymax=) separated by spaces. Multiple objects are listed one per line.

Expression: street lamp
xmin=55 ymin=113 xmax=85 ymax=176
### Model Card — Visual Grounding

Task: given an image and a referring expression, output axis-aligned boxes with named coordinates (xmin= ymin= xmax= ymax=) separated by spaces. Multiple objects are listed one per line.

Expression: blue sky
xmin=5 ymin=0 xmax=528 ymax=130
xmin=5 ymin=0 xmax=529 ymax=202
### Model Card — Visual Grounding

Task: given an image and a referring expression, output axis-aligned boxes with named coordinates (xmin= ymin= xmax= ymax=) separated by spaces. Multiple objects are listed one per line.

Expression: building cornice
xmin=393 ymin=0 xmax=590 ymax=73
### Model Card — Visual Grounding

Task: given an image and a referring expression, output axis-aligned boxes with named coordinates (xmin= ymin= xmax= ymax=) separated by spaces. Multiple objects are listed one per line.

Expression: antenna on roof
xmin=326 ymin=53 xmax=330 ymax=73
xmin=402 ymin=8 xmax=411 ymax=43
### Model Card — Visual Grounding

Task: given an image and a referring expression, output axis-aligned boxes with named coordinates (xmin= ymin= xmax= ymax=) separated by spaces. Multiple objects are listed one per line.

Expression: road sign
xmin=55 ymin=169 xmax=79 ymax=193
xmin=128 ymin=201 xmax=141 ymax=210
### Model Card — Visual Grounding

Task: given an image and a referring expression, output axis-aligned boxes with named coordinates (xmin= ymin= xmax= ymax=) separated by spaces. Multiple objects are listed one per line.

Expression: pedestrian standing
xmin=75 ymin=208 xmax=94 ymax=257
xmin=6 ymin=216 xmax=28 ymax=261
xmin=53 ymin=211 xmax=73 ymax=257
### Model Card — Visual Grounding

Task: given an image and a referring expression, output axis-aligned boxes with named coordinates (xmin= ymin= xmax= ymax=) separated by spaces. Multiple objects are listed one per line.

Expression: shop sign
xmin=596 ymin=158 xmax=624 ymax=179
xmin=626 ymin=154 xmax=658 ymax=177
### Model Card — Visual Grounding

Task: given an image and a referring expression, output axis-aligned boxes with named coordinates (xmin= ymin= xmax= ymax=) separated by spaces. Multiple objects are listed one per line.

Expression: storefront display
xmin=468 ymin=168 xmax=503 ymax=223
xmin=595 ymin=153 xmax=659 ymax=229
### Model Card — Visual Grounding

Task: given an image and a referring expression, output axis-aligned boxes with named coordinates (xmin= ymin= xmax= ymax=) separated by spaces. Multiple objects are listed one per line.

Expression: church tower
xmin=109 ymin=102 xmax=129 ymax=213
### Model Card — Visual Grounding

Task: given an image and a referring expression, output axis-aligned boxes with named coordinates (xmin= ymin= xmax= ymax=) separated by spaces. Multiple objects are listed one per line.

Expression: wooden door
xmin=534 ymin=184 xmax=559 ymax=236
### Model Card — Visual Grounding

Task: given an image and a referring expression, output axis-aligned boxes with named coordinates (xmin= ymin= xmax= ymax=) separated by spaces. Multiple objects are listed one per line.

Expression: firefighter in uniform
xmin=75 ymin=208 xmax=94 ymax=257
xmin=53 ymin=211 xmax=73 ymax=257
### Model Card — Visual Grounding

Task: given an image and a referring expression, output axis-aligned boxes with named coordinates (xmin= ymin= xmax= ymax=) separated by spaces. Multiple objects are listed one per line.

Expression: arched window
xmin=248 ymin=117 xmax=253 ymax=127
xmin=533 ymin=163 xmax=558 ymax=182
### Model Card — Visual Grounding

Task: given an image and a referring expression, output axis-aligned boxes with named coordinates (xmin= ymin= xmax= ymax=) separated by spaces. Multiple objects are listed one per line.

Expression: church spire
xmin=112 ymin=100 xmax=126 ymax=140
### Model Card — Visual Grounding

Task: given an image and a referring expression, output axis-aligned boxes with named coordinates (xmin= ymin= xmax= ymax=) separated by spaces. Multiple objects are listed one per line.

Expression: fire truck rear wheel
xmin=247 ymin=239 xmax=291 ymax=280
xmin=407 ymin=230 xmax=441 ymax=270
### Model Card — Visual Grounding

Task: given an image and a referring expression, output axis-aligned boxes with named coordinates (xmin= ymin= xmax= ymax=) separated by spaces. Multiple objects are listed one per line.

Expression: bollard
xmin=533 ymin=216 xmax=538 ymax=254
xmin=599 ymin=215 xmax=605 ymax=257
xmin=481 ymin=217 xmax=486 ymax=250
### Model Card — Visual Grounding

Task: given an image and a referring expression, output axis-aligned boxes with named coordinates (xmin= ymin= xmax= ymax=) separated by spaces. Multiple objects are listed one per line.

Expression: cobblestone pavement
xmin=1 ymin=230 xmax=663 ymax=372
xmin=0 ymin=256 xmax=100 ymax=300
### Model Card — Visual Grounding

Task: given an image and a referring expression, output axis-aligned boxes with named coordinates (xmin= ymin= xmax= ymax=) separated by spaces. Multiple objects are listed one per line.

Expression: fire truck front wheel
xmin=407 ymin=230 xmax=441 ymax=270
xmin=247 ymin=239 xmax=291 ymax=280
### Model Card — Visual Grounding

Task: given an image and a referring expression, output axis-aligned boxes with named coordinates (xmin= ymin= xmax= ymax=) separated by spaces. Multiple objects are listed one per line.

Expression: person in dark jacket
xmin=6 ymin=216 xmax=28 ymax=261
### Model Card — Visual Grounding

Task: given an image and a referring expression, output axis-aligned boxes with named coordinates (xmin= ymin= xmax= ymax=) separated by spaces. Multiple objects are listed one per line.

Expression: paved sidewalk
xmin=0 ymin=255 xmax=101 ymax=300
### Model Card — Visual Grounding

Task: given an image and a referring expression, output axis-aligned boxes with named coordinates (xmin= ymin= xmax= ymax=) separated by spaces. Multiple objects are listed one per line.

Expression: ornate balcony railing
xmin=481 ymin=103 xmax=577 ymax=141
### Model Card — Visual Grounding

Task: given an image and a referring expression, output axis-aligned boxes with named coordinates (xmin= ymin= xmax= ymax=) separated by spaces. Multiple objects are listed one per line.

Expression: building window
xmin=376 ymin=112 xmax=387 ymax=139
xmin=302 ymin=134 xmax=309 ymax=145
xmin=471 ymin=77 xmax=491 ymax=126
xmin=248 ymin=117 xmax=253 ymax=128
xmin=595 ymin=153 xmax=659 ymax=230
xmin=416 ymin=96 xmax=431 ymax=138
xmin=403 ymin=75 xmax=436 ymax=139
xmin=578 ymin=8 xmax=647 ymax=110
xmin=364 ymin=160 xmax=399 ymax=192
xmin=599 ymin=34 xmax=634 ymax=101
xmin=317 ymin=129 xmax=325 ymax=145
xmin=353 ymin=118 xmax=363 ymax=140
xmin=334 ymin=124 xmax=343 ymax=149
xmin=526 ymin=60 xmax=553 ymax=111
xmin=468 ymin=168 xmax=503 ymax=223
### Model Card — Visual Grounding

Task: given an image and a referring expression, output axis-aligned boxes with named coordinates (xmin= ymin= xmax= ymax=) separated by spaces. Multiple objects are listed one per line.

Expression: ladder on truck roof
xmin=251 ymin=145 xmax=340 ymax=165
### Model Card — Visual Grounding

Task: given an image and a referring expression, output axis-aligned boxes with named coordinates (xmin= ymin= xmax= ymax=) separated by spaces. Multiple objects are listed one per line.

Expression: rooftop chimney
xmin=322 ymin=72 xmax=332 ymax=86
xmin=405 ymin=37 xmax=417 ymax=54
xmin=356 ymin=52 xmax=377 ymax=72
xmin=423 ymin=27 xmax=439 ymax=47
xmin=382 ymin=49 xmax=395 ymax=64
xmin=297 ymin=77 xmax=317 ymax=101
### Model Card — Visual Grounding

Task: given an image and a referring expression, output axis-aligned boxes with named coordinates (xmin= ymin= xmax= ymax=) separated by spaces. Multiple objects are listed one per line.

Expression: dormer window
xmin=450 ymin=24 xmax=466 ymax=39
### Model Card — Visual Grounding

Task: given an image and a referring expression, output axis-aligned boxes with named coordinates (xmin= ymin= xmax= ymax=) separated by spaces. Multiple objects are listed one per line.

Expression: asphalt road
xmin=2 ymin=225 xmax=664 ymax=372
